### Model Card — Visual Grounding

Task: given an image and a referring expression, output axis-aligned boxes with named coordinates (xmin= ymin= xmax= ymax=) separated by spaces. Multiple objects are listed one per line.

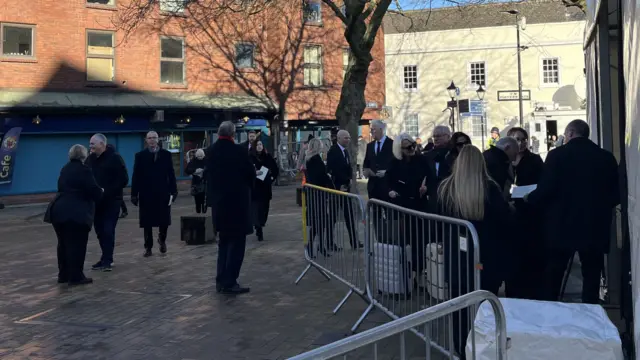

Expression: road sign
xmin=497 ymin=90 xmax=531 ymax=101
xmin=461 ymin=100 xmax=484 ymax=116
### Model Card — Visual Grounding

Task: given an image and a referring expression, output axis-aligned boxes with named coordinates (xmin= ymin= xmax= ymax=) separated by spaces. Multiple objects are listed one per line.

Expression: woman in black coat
xmin=437 ymin=145 xmax=514 ymax=359
xmin=45 ymin=144 xmax=103 ymax=286
xmin=505 ymin=127 xmax=545 ymax=299
xmin=185 ymin=149 xmax=207 ymax=214
xmin=249 ymin=140 xmax=280 ymax=241
xmin=304 ymin=138 xmax=335 ymax=257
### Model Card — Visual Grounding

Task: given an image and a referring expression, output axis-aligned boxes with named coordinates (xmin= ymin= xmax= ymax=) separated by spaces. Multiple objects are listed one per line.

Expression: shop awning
xmin=0 ymin=90 xmax=278 ymax=113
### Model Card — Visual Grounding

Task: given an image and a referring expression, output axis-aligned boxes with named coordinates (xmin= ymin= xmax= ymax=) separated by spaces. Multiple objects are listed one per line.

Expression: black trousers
xmin=330 ymin=197 xmax=358 ymax=248
xmin=120 ymin=201 xmax=128 ymax=214
xmin=216 ymin=233 xmax=247 ymax=288
xmin=194 ymin=193 xmax=206 ymax=213
xmin=252 ymin=199 xmax=271 ymax=228
xmin=542 ymin=249 xmax=604 ymax=304
xmin=54 ymin=223 xmax=90 ymax=282
xmin=144 ymin=226 xmax=168 ymax=249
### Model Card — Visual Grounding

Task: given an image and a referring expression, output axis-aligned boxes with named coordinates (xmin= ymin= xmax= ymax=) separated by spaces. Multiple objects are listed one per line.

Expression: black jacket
xmin=185 ymin=158 xmax=207 ymax=187
xmin=326 ymin=144 xmax=353 ymax=190
xmin=385 ymin=154 xmax=433 ymax=211
xmin=305 ymin=154 xmax=333 ymax=189
xmin=85 ymin=144 xmax=128 ymax=204
xmin=131 ymin=148 xmax=178 ymax=228
xmin=527 ymin=137 xmax=620 ymax=252
xmin=483 ymin=146 xmax=512 ymax=195
xmin=48 ymin=159 xmax=103 ymax=230
xmin=362 ymin=137 xmax=394 ymax=199
xmin=206 ymin=139 xmax=255 ymax=236
xmin=250 ymin=152 xmax=279 ymax=201
xmin=424 ymin=147 xmax=454 ymax=211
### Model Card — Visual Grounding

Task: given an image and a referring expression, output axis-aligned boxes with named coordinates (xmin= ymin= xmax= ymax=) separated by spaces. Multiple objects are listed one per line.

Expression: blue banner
xmin=0 ymin=127 xmax=23 ymax=185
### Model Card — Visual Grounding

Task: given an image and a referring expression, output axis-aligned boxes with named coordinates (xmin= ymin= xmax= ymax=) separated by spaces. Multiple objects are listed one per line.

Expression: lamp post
xmin=476 ymin=84 xmax=487 ymax=150
xmin=501 ymin=9 xmax=526 ymax=127
xmin=446 ymin=81 xmax=458 ymax=131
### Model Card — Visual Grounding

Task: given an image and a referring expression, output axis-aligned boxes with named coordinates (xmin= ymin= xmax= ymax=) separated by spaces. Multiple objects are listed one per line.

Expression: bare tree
xmin=114 ymin=0 xmax=340 ymax=153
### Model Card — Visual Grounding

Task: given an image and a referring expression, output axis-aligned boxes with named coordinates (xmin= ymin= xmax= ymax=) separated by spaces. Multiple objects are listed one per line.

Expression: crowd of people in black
xmin=302 ymin=119 xmax=620 ymax=356
xmin=44 ymin=124 xmax=278 ymax=296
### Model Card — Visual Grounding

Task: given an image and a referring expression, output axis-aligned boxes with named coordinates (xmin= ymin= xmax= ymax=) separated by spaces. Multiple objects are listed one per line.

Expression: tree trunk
xmin=336 ymin=59 xmax=370 ymax=194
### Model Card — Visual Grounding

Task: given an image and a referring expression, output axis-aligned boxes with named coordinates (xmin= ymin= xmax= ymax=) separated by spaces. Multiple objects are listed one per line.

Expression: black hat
xmin=491 ymin=127 xmax=500 ymax=134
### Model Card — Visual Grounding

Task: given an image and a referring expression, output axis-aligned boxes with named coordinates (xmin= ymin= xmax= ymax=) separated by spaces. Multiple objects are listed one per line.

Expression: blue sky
xmin=391 ymin=0 xmax=511 ymax=10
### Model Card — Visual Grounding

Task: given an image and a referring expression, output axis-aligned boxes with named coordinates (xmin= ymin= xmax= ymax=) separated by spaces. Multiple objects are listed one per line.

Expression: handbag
xmin=43 ymin=193 xmax=61 ymax=224
xmin=190 ymin=183 xmax=205 ymax=196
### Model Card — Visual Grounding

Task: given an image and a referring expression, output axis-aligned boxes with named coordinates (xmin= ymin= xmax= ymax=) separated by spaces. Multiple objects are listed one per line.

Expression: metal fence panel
xmin=287 ymin=290 xmax=508 ymax=360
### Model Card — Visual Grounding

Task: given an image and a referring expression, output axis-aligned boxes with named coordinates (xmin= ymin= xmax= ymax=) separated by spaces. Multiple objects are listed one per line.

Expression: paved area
xmin=0 ymin=186 xmax=446 ymax=360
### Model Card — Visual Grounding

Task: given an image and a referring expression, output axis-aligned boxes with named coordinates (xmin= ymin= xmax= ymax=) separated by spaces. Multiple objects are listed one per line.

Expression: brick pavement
xmin=0 ymin=185 xmax=447 ymax=360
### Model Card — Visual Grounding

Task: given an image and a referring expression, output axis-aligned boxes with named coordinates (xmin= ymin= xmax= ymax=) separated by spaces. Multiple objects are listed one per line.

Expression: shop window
xmin=183 ymin=131 xmax=208 ymax=168
xmin=87 ymin=30 xmax=115 ymax=82
xmin=235 ymin=43 xmax=255 ymax=69
xmin=1 ymin=23 xmax=35 ymax=58
xmin=157 ymin=132 xmax=181 ymax=176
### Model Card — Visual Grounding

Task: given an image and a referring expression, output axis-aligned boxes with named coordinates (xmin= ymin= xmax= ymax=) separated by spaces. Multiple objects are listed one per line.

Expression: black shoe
xmin=57 ymin=278 xmax=68 ymax=284
xmin=119 ymin=212 xmax=128 ymax=219
xmin=143 ymin=249 xmax=152 ymax=257
xmin=216 ymin=283 xmax=222 ymax=293
xmin=102 ymin=264 xmax=113 ymax=272
xmin=256 ymin=228 xmax=264 ymax=242
xmin=221 ymin=284 xmax=250 ymax=295
xmin=69 ymin=277 xmax=93 ymax=286
xmin=159 ymin=240 xmax=167 ymax=254
xmin=91 ymin=261 xmax=104 ymax=271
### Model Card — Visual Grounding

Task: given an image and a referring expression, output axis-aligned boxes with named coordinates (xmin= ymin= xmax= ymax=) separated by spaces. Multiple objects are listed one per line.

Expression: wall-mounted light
xmin=243 ymin=116 xmax=250 ymax=123
xmin=115 ymin=115 xmax=125 ymax=124
xmin=184 ymin=116 xmax=191 ymax=124
xmin=32 ymin=115 xmax=41 ymax=125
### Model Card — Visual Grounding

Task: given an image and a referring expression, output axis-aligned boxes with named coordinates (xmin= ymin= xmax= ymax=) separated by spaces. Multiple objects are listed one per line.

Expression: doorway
xmin=546 ymin=120 xmax=558 ymax=152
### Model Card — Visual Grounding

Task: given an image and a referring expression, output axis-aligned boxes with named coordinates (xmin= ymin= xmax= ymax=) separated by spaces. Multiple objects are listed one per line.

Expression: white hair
xmin=432 ymin=125 xmax=451 ymax=137
xmin=337 ymin=130 xmax=350 ymax=139
xmin=392 ymin=133 xmax=415 ymax=160
xmin=146 ymin=131 xmax=158 ymax=138
xmin=218 ymin=121 xmax=236 ymax=137
xmin=68 ymin=144 xmax=88 ymax=162
xmin=195 ymin=149 xmax=205 ymax=159
xmin=305 ymin=138 xmax=324 ymax=161
xmin=496 ymin=136 xmax=518 ymax=151
xmin=371 ymin=120 xmax=387 ymax=130
xmin=91 ymin=133 xmax=107 ymax=144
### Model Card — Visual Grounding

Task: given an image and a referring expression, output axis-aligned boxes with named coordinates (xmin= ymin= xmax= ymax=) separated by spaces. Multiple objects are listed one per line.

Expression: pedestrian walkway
xmin=0 ymin=186 xmax=444 ymax=360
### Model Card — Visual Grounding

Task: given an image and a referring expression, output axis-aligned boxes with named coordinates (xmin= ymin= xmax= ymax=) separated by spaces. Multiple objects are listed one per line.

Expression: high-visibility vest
xmin=301 ymin=173 xmax=306 ymax=185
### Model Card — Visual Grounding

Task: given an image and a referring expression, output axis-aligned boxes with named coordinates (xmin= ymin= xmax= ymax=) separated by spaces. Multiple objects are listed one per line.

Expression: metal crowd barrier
xmin=295 ymin=184 xmax=371 ymax=332
xmin=366 ymin=199 xmax=482 ymax=357
xmin=287 ymin=290 xmax=507 ymax=360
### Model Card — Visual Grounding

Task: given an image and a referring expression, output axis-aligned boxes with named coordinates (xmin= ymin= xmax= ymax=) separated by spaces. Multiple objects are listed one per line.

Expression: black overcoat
xmin=362 ymin=137 xmax=394 ymax=200
xmin=131 ymin=148 xmax=178 ymax=228
xmin=205 ymin=139 xmax=255 ymax=236
xmin=250 ymin=152 xmax=279 ymax=201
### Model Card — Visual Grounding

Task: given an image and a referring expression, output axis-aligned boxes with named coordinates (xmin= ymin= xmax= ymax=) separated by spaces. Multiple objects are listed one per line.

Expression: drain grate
xmin=16 ymin=290 xmax=191 ymax=329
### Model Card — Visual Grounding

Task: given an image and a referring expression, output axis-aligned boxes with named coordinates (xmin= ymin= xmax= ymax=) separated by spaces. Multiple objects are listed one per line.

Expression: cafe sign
xmin=0 ymin=127 xmax=22 ymax=185
xmin=497 ymin=90 xmax=531 ymax=101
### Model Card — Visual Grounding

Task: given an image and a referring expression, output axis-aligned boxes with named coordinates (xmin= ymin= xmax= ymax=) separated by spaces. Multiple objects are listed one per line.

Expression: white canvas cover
xmin=466 ymin=298 xmax=623 ymax=360
xmin=621 ymin=0 xmax=640 ymax=353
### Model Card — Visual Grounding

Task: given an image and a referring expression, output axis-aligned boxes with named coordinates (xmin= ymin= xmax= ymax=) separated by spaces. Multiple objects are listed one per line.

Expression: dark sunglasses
xmin=402 ymin=143 xmax=417 ymax=150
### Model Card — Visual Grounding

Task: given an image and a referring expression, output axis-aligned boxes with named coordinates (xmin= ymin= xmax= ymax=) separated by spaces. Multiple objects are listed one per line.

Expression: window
xmin=342 ymin=48 xmax=351 ymax=80
xmin=235 ymin=43 xmax=255 ymax=69
xmin=87 ymin=0 xmax=115 ymax=5
xmin=404 ymin=113 xmax=419 ymax=138
xmin=541 ymin=58 xmax=560 ymax=85
xmin=160 ymin=37 xmax=185 ymax=84
xmin=303 ymin=0 xmax=322 ymax=24
xmin=86 ymin=31 xmax=114 ymax=82
xmin=160 ymin=0 xmax=186 ymax=13
xmin=303 ymin=45 xmax=322 ymax=87
xmin=1 ymin=24 xmax=35 ymax=57
xmin=468 ymin=61 xmax=486 ymax=87
xmin=470 ymin=115 xmax=483 ymax=138
xmin=403 ymin=65 xmax=417 ymax=91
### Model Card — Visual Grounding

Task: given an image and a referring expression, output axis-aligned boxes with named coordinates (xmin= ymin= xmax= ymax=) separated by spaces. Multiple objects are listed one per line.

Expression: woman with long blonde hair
xmin=437 ymin=145 xmax=513 ymax=359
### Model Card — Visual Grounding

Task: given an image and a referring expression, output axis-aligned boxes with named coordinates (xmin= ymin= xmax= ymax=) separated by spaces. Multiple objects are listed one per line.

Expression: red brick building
xmin=0 ymin=0 xmax=385 ymax=196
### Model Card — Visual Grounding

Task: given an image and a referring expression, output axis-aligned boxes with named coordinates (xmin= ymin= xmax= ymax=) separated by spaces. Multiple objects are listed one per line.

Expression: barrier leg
xmin=350 ymin=303 xmax=374 ymax=334
xmin=333 ymin=289 xmax=354 ymax=314
xmin=295 ymin=263 xmax=331 ymax=284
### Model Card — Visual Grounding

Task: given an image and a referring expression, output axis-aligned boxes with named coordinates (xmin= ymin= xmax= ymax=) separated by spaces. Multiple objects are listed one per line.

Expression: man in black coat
xmin=326 ymin=130 xmax=362 ymax=249
xmin=131 ymin=131 xmax=178 ymax=258
xmin=483 ymin=136 xmax=519 ymax=198
xmin=526 ymin=120 xmax=620 ymax=304
xmin=206 ymin=121 xmax=255 ymax=295
xmin=424 ymin=125 xmax=452 ymax=211
xmin=240 ymin=130 xmax=257 ymax=153
xmin=86 ymin=134 xmax=129 ymax=272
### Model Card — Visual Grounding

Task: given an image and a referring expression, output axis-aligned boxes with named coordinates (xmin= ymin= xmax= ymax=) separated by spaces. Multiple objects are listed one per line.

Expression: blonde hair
xmin=392 ymin=133 xmax=415 ymax=160
xmin=68 ymin=144 xmax=88 ymax=162
xmin=437 ymin=145 xmax=492 ymax=221
xmin=305 ymin=138 xmax=324 ymax=162
xmin=195 ymin=149 xmax=205 ymax=159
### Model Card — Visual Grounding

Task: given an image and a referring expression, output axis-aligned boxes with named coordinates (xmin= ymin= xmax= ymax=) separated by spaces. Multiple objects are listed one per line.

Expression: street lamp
xmin=476 ymin=84 xmax=487 ymax=150
xmin=446 ymin=81 xmax=458 ymax=131
xmin=501 ymin=9 xmax=526 ymax=127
